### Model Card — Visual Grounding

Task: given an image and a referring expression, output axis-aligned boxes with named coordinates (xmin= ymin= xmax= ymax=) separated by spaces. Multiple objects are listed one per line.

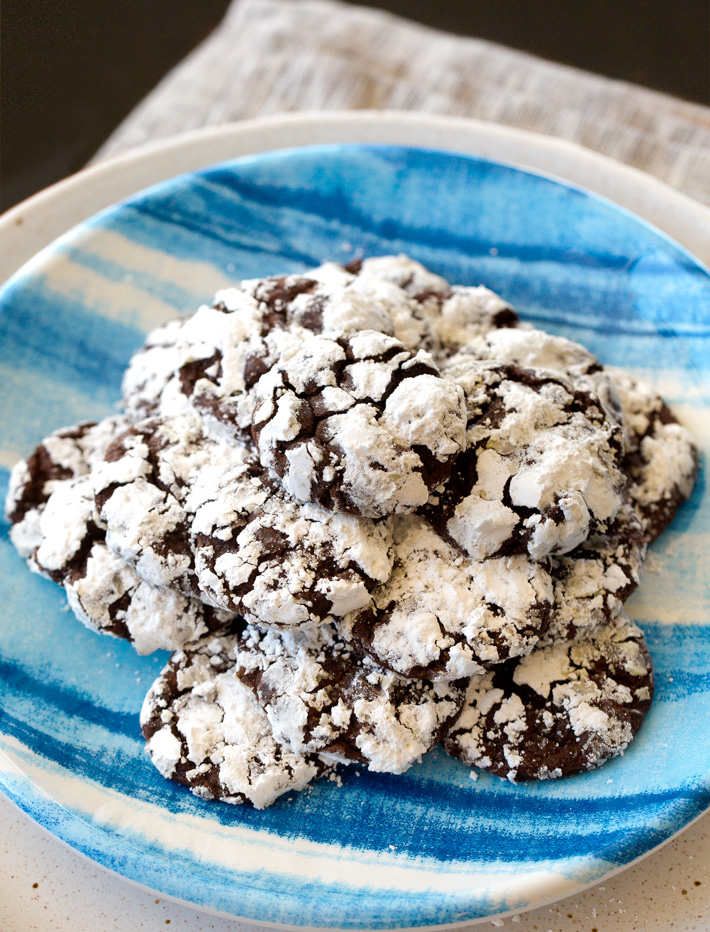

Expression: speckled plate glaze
xmin=0 ymin=145 xmax=708 ymax=930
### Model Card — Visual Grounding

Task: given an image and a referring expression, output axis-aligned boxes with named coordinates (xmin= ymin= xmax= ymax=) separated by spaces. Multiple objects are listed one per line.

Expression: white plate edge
xmin=1 ymin=111 xmax=709 ymax=292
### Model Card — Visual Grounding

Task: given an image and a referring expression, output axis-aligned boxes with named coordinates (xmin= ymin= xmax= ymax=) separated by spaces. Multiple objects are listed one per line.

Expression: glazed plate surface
xmin=0 ymin=144 xmax=708 ymax=929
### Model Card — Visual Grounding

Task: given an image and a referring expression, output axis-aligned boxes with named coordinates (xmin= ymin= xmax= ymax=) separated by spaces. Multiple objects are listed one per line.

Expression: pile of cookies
xmin=6 ymin=256 xmax=698 ymax=809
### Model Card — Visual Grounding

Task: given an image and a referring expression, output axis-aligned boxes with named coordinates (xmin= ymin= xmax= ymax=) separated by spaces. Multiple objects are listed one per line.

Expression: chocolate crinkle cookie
xmin=544 ymin=500 xmax=647 ymax=646
xmin=608 ymin=367 xmax=699 ymax=542
xmin=427 ymin=360 xmax=625 ymax=561
xmin=92 ymin=413 xmax=234 ymax=600
xmin=5 ymin=419 xmax=234 ymax=654
xmin=121 ymin=256 xmax=516 ymax=450
xmin=141 ymin=622 xmax=466 ymax=808
xmin=456 ymin=326 xmax=625 ymax=428
xmin=457 ymin=327 xmax=698 ymax=538
xmin=5 ymin=255 xmax=698 ymax=807
xmin=241 ymin=255 xmax=520 ymax=362
xmin=443 ymin=612 xmax=654 ymax=781
xmin=92 ymin=413 xmax=394 ymax=629
xmin=6 ymin=417 xmax=128 ymax=558
xmin=193 ymin=485 xmax=393 ymax=628
xmin=337 ymin=516 xmax=553 ymax=681
xmin=250 ymin=330 xmax=466 ymax=516
xmin=230 ymin=622 xmax=467 ymax=772
xmin=141 ymin=630 xmax=333 ymax=809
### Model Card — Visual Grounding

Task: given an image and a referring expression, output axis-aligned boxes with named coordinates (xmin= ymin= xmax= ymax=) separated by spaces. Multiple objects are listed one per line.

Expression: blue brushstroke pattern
xmin=0 ymin=144 xmax=708 ymax=928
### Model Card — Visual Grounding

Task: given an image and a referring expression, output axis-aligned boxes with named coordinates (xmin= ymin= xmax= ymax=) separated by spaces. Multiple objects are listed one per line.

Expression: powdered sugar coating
xmin=141 ymin=632 xmax=329 ymax=808
xmin=5 ymin=417 xmax=129 ymax=558
xmin=66 ymin=542 xmax=230 ymax=655
xmin=455 ymin=330 xmax=698 ymax=541
xmin=250 ymin=330 xmax=467 ymax=516
xmin=609 ymin=368 xmax=699 ymax=541
xmin=40 ymin=476 xmax=231 ymax=653
xmin=444 ymin=612 xmax=654 ymax=781
xmin=429 ymin=360 xmax=625 ymax=560
xmin=120 ymin=257 xmax=520 ymax=437
xmin=121 ymin=263 xmax=432 ymax=439
xmin=357 ymin=256 xmax=521 ymax=359
xmin=121 ymin=290 xmax=283 ymax=441
xmin=354 ymin=255 xmax=450 ymax=296
xmin=244 ymin=257 xmax=521 ymax=362
xmin=231 ymin=622 xmax=467 ymax=773
xmin=242 ymin=261 xmax=432 ymax=348
xmin=93 ymin=414 xmax=241 ymax=599
xmin=94 ymin=414 xmax=393 ymax=628
xmin=456 ymin=326 xmax=624 ymax=427
xmin=121 ymin=319 xmax=194 ymax=424
xmin=193 ymin=484 xmax=393 ymax=629
xmin=338 ymin=516 xmax=553 ymax=681
xmin=544 ymin=501 xmax=647 ymax=646
xmin=176 ymin=292 xmax=306 ymax=443
xmin=6 ymin=420 xmax=232 ymax=654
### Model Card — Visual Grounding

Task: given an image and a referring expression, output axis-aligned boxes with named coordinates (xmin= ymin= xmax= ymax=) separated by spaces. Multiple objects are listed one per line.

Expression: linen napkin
xmin=95 ymin=0 xmax=710 ymax=207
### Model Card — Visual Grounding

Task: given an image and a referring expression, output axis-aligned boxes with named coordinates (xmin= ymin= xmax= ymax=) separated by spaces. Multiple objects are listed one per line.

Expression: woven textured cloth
xmin=95 ymin=0 xmax=710 ymax=207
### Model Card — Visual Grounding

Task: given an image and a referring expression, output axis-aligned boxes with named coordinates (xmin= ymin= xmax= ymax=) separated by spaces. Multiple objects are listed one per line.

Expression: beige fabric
xmin=95 ymin=0 xmax=710 ymax=206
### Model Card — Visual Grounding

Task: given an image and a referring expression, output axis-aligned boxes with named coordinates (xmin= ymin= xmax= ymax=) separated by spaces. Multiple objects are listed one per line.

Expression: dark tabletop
xmin=2 ymin=0 xmax=709 ymax=213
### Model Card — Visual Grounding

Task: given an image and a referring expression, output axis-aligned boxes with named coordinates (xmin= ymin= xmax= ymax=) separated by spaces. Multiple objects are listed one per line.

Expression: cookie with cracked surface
xmin=244 ymin=256 xmax=520 ymax=357
xmin=242 ymin=260 xmax=429 ymax=345
xmin=93 ymin=414 xmax=246 ymax=599
xmin=6 ymin=421 xmax=233 ymax=654
xmin=5 ymin=417 xmax=129 ymax=558
xmin=192 ymin=480 xmax=394 ymax=629
xmin=250 ymin=330 xmax=467 ymax=517
xmin=120 ymin=258 xmax=520 ymax=441
xmin=356 ymin=256 xmax=521 ymax=360
xmin=244 ymin=257 xmax=522 ymax=363
xmin=175 ymin=292 xmax=304 ymax=443
xmin=427 ymin=360 xmax=625 ymax=561
xmin=121 ymin=292 xmax=276 ymax=442
xmin=337 ymin=516 xmax=553 ymax=681
xmin=141 ymin=631 xmax=331 ymax=808
xmin=453 ymin=331 xmax=698 ymax=538
xmin=36 ymin=475 xmax=232 ymax=653
xmin=608 ymin=368 xmax=699 ymax=542
xmin=163 ymin=264 xmax=445 ymax=442
xmin=94 ymin=414 xmax=393 ymax=628
xmin=121 ymin=262 xmax=428 ymax=441
xmin=443 ymin=611 xmax=654 ymax=781
xmin=231 ymin=621 xmax=467 ymax=773
xmin=453 ymin=326 xmax=624 ymax=427
xmin=121 ymin=318 xmax=194 ymax=424
xmin=544 ymin=501 xmax=647 ymax=646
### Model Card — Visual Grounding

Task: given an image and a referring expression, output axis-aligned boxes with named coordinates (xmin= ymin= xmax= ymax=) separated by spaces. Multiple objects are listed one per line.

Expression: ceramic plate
xmin=0 ymin=144 xmax=708 ymax=930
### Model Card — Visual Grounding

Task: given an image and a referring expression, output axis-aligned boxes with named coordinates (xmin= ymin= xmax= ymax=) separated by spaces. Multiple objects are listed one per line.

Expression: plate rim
xmin=1 ymin=111 xmax=708 ymax=290
xmin=3 ymin=736 xmax=710 ymax=932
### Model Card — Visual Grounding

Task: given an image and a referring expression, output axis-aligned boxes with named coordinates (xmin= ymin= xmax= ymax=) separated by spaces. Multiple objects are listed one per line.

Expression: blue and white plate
xmin=0 ymin=145 xmax=708 ymax=930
